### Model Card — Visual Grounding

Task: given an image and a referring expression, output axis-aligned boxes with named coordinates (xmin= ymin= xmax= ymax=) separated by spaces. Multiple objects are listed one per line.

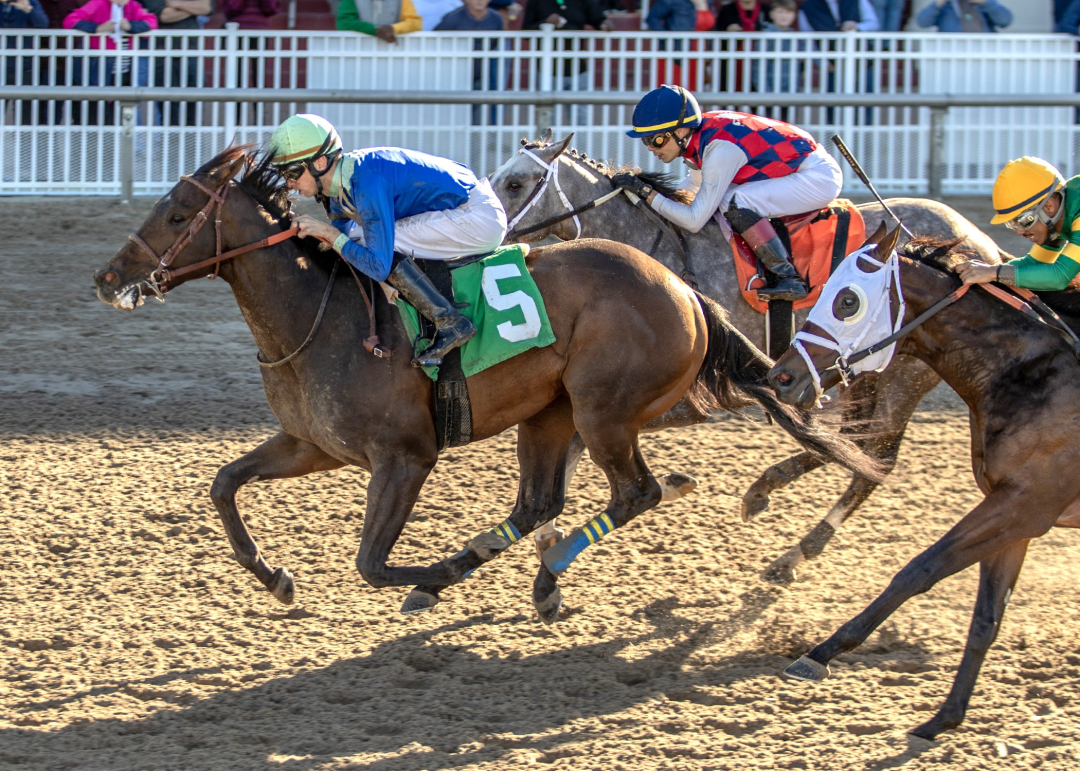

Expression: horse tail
xmin=691 ymin=291 xmax=884 ymax=482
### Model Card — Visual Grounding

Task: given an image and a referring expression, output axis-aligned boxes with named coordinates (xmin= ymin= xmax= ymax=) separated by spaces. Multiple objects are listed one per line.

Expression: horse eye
xmin=508 ymin=181 xmax=521 ymax=192
xmin=169 ymin=213 xmax=186 ymax=225
xmin=832 ymin=289 xmax=861 ymax=320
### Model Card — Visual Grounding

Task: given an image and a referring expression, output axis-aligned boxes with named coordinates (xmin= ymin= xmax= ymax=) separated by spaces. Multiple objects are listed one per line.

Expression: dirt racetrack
xmin=2 ymin=194 xmax=1078 ymax=771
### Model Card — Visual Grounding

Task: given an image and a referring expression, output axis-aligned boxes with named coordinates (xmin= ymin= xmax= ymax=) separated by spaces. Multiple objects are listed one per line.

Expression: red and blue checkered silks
xmin=684 ymin=111 xmax=818 ymax=184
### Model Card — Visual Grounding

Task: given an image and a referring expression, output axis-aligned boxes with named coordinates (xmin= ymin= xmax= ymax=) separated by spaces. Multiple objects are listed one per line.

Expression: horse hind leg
xmin=535 ymin=425 xmax=662 ymax=625
xmin=404 ymin=401 xmax=576 ymax=614
xmin=209 ymin=431 xmax=344 ymax=605
xmin=911 ymin=540 xmax=1029 ymax=739
xmin=532 ymin=431 xmax=586 ymax=558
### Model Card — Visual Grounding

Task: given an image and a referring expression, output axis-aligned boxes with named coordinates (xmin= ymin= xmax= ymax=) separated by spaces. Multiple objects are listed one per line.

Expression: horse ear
xmin=861 ymin=221 xmax=887 ymax=250
xmin=874 ymin=225 xmax=904 ymax=262
xmin=541 ymin=127 xmax=553 ymax=144
xmin=205 ymin=152 xmax=246 ymax=188
xmin=547 ymin=133 xmax=574 ymax=160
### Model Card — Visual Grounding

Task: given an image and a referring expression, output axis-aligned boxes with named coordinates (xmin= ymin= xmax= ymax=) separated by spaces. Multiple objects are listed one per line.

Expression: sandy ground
xmin=1 ymin=195 xmax=1077 ymax=771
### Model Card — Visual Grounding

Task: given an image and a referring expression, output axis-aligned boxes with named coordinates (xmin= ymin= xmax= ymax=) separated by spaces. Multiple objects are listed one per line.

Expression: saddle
xmin=731 ymin=199 xmax=867 ymax=315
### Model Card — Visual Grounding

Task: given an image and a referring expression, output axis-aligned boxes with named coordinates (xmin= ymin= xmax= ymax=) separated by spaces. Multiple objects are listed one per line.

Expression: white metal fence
xmin=2 ymin=28 xmax=1077 ymax=195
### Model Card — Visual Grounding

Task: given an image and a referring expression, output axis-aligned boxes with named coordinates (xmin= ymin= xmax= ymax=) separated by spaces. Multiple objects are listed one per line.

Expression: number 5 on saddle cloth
xmin=391 ymin=244 xmax=557 ymax=450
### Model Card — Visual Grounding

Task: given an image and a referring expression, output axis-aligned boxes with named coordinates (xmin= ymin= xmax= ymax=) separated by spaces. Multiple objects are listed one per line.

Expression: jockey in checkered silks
xmin=614 ymin=85 xmax=844 ymax=302
xmin=269 ymin=114 xmax=508 ymax=367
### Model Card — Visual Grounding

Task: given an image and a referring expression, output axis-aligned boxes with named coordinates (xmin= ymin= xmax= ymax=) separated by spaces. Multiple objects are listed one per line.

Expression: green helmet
xmin=268 ymin=114 xmax=342 ymax=166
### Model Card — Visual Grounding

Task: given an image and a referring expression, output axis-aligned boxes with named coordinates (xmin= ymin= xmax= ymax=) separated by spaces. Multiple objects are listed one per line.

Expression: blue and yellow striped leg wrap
xmin=541 ymin=512 xmax=616 ymax=576
xmin=462 ymin=519 xmax=523 ymax=578
xmin=491 ymin=520 xmax=522 ymax=545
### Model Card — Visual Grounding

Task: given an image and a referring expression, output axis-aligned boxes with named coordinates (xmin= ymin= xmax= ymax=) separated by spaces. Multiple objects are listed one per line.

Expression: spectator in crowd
xmin=2 ymin=0 xmax=48 ymax=32
xmin=337 ymin=0 xmax=422 ymax=43
xmin=1058 ymin=0 xmax=1074 ymax=26
xmin=691 ymin=0 xmax=713 ymax=29
xmin=222 ymin=0 xmax=278 ymax=29
xmin=1057 ymin=0 xmax=1080 ymax=33
xmin=522 ymin=0 xmax=610 ymax=124
xmin=142 ymin=0 xmax=210 ymax=126
xmin=715 ymin=0 xmax=769 ymax=32
xmin=870 ymin=0 xmax=905 ymax=31
xmin=799 ymin=0 xmax=879 ymax=31
xmin=915 ymin=0 xmax=1011 ymax=33
xmin=762 ymin=0 xmax=803 ymax=104
xmin=647 ymin=0 xmax=696 ymax=31
xmin=2 ymin=0 xmax=47 ymax=124
xmin=434 ymin=0 xmax=503 ymax=123
xmin=64 ymin=0 xmax=157 ymax=123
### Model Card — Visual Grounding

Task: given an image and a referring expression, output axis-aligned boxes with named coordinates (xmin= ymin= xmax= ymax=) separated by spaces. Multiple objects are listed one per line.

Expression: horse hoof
xmin=534 ymin=586 xmax=563 ymax=625
xmin=533 ymin=528 xmax=565 ymax=559
xmin=762 ymin=559 xmax=797 ymax=586
xmin=784 ymin=655 xmax=829 ymax=682
xmin=401 ymin=588 xmax=440 ymax=614
xmin=268 ymin=567 xmax=295 ymax=605
xmin=741 ymin=492 xmax=771 ymax=521
xmin=659 ymin=472 xmax=698 ymax=502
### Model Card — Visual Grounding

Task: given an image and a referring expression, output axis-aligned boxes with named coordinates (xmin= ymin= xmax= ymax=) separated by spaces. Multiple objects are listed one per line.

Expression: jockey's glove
xmin=611 ymin=172 xmax=654 ymax=201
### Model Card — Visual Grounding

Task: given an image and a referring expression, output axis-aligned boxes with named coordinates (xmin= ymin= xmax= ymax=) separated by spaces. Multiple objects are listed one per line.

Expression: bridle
xmin=121 ymin=173 xmax=388 ymax=365
xmin=502 ymin=148 xmax=698 ymax=285
xmin=126 ymin=174 xmax=300 ymax=301
xmin=793 ymin=250 xmax=1080 ymax=408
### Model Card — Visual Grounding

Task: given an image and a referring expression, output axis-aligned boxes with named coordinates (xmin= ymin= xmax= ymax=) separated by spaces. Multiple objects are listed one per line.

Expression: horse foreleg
xmin=210 ymin=431 xmax=344 ymax=604
xmin=784 ymin=486 xmax=1055 ymax=686
xmin=742 ymin=452 xmax=826 ymax=521
xmin=408 ymin=402 xmax=577 ymax=614
xmin=532 ymin=431 xmax=585 ymax=558
xmin=912 ymin=540 xmax=1030 ymax=739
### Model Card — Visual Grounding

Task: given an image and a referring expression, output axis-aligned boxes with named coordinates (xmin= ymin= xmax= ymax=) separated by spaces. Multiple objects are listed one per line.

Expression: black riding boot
xmin=386 ymin=255 xmax=476 ymax=367
xmin=725 ymin=205 xmax=808 ymax=302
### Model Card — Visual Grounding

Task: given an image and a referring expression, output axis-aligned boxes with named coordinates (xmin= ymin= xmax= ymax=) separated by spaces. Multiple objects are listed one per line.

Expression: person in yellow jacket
xmin=959 ymin=157 xmax=1080 ymax=290
xmin=337 ymin=0 xmax=422 ymax=43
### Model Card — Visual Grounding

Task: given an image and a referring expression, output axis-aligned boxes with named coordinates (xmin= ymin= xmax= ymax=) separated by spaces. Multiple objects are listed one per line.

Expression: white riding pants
xmin=721 ymin=145 xmax=844 ymax=219
xmin=344 ymin=177 xmax=508 ymax=261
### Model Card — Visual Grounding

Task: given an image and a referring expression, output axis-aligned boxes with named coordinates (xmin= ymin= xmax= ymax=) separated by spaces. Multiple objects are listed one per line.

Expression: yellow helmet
xmin=990 ymin=156 xmax=1064 ymax=225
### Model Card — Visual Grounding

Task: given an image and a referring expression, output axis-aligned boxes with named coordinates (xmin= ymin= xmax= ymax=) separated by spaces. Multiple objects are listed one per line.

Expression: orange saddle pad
xmin=732 ymin=199 xmax=866 ymax=315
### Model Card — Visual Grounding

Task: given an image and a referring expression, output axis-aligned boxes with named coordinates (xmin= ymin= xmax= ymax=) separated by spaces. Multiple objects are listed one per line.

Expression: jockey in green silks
xmin=959 ymin=156 xmax=1080 ymax=290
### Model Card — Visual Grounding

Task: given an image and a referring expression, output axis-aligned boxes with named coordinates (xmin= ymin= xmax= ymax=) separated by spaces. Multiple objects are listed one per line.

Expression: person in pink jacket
xmin=64 ymin=0 xmax=157 ymax=123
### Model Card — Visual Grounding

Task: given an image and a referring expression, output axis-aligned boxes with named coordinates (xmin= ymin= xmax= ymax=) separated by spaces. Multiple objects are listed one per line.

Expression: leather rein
xmin=503 ymin=149 xmax=697 ymax=287
xmin=125 ymin=174 xmax=386 ymax=366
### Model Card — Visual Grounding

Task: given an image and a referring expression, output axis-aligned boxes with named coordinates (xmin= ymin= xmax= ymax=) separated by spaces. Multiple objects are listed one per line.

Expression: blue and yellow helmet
xmin=626 ymin=85 xmax=703 ymax=138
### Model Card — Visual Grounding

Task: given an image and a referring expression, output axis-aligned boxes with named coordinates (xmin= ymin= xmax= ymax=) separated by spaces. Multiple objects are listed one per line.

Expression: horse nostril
xmin=775 ymin=372 xmax=793 ymax=386
xmin=96 ymin=269 xmax=118 ymax=287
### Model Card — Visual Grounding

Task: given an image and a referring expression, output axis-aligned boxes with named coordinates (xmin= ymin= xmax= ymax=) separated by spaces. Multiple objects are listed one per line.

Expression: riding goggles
xmin=642 ymin=132 xmax=673 ymax=150
xmin=1004 ymin=206 xmax=1040 ymax=232
xmin=277 ymin=161 xmax=308 ymax=181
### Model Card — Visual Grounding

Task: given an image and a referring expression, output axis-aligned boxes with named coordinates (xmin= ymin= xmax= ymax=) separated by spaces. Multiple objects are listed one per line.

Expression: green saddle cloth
xmin=395 ymin=243 xmax=556 ymax=381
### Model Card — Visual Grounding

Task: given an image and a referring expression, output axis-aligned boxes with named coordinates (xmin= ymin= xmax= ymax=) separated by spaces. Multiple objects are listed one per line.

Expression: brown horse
xmin=92 ymin=146 xmax=876 ymax=623
xmin=768 ymin=226 xmax=1080 ymax=738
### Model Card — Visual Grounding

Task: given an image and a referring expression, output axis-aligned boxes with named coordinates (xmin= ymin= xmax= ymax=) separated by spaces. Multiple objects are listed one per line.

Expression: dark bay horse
xmin=490 ymin=135 xmax=1003 ymax=583
xmin=768 ymin=226 xmax=1080 ymax=738
xmin=92 ymin=146 xmax=876 ymax=623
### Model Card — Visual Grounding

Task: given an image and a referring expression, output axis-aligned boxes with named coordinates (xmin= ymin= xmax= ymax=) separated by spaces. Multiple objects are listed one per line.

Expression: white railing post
xmin=841 ymin=33 xmax=857 ymax=152
xmin=120 ymin=102 xmax=136 ymax=203
xmin=928 ymin=106 xmax=947 ymax=198
xmin=224 ymin=22 xmax=240 ymax=148
xmin=536 ymin=23 xmax=556 ymax=138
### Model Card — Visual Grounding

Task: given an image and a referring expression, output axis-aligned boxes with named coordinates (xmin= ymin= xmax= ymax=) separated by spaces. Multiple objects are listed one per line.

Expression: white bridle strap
xmin=506 ymin=148 xmax=582 ymax=239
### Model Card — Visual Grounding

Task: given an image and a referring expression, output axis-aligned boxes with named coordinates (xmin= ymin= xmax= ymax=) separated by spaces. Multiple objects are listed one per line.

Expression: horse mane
xmin=195 ymin=144 xmax=338 ymax=274
xmin=900 ymin=235 xmax=1080 ymax=320
xmin=522 ymin=137 xmax=695 ymax=205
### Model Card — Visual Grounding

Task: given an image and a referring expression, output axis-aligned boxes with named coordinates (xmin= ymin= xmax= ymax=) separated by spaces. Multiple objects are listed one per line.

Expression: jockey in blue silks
xmin=269 ymin=113 xmax=508 ymax=367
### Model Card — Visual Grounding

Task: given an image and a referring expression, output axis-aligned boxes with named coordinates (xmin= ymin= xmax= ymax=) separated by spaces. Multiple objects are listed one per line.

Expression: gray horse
xmin=489 ymin=134 xmax=1003 ymax=583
